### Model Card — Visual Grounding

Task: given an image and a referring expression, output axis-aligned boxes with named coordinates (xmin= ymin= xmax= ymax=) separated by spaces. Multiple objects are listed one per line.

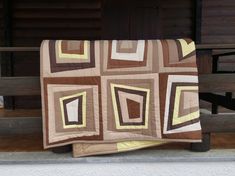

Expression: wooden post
xmin=51 ymin=145 xmax=72 ymax=154
xmin=1 ymin=0 xmax=14 ymax=109
xmin=191 ymin=49 xmax=212 ymax=152
xmin=190 ymin=133 xmax=211 ymax=152
xmin=194 ymin=0 xmax=202 ymax=44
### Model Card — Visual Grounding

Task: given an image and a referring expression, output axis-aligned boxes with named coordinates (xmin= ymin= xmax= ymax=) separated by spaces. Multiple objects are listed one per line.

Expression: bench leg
xmin=190 ymin=133 xmax=211 ymax=152
xmin=51 ymin=145 xmax=72 ymax=154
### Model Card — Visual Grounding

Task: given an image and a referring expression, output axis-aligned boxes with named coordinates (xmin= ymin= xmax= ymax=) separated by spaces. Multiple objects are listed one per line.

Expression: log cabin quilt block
xmin=40 ymin=39 xmax=201 ymax=156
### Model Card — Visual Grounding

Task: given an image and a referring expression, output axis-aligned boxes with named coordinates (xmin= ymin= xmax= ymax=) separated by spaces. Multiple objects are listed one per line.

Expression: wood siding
xmin=12 ymin=0 xmax=102 ymax=47
xmin=1 ymin=0 xmax=102 ymax=108
xmin=201 ymin=0 xmax=235 ymax=44
xmin=161 ymin=0 xmax=194 ymax=39
xmin=0 ymin=0 xmax=3 ymax=46
xmin=0 ymin=0 xmax=235 ymax=108
xmin=102 ymin=0 xmax=194 ymax=39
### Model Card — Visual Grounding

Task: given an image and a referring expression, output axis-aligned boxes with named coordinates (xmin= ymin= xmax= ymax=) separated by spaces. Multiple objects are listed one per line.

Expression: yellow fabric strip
xmin=172 ymin=86 xmax=199 ymax=125
xmin=58 ymin=40 xmax=89 ymax=59
xmin=110 ymin=83 xmax=150 ymax=129
xmin=177 ymin=39 xmax=195 ymax=57
xmin=117 ymin=140 xmax=167 ymax=152
xmin=59 ymin=92 xmax=86 ymax=129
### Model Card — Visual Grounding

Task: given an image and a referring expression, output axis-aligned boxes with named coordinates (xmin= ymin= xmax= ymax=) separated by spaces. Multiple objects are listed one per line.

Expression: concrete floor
xmin=0 ymin=162 xmax=235 ymax=176
xmin=0 ymin=149 xmax=234 ymax=176
xmin=0 ymin=149 xmax=235 ymax=164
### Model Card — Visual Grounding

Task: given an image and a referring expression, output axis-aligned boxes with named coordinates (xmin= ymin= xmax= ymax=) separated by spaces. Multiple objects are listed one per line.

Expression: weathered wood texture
xmin=11 ymin=0 xmax=102 ymax=46
xmin=199 ymin=74 xmax=235 ymax=92
xmin=200 ymin=114 xmax=235 ymax=133
xmin=0 ymin=116 xmax=41 ymax=135
xmin=102 ymin=0 xmax=194 ymax=39
xmin=190 ymin=133 xmax=210 ymax=152
xmin=196 ymin=49 xmax=212 ymax=74
xmin=0 ymin=77 xmax=40 ymax=96
xmin=161 ymin=0 xmax=195 ymax=39
xmin=0 ymin=74 xmax=233 ymax=96
xmin=0 ymin=132 xmax=235 ymax=152
xmin=102 ymin=0 xmax=160 ymax=39
xmin=0 ymin=109 xmax=42 ymax=135
xmin=0 ymin=112 xmax=234 ymax=136
xmin=0 ymin=0 xmax=102 ymax=109
xmin=201 ymin=0 xmax=235 ymax=44
xmin=0 ymin=0 xmax=3 ymax=46
xmin=1 ymin=0 xmax=15 ymax=109
xmin=0 ymin=47 xmax=39 ymax=51
xmin=197 ymin=44 xmax=235 ymax=49
xmin=194 ymin=0 xmax=202 ymax=44
xmin=2 ymin=0 xmax=235 ymax=108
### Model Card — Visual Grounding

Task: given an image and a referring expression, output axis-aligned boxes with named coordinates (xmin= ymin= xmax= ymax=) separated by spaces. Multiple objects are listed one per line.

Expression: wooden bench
xmin=0 ymin=44 xmax=234 ymax=152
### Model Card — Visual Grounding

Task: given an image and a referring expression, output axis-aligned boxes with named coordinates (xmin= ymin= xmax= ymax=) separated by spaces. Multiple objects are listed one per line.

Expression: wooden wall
xmin=1 ymin=0 xmax=102 ymax=108
xmin=201 ymin=0 xmax=235 ymax=44
xmin=102 ymin=0 xmax=194 ymax=39
xmin=12 ymin=0 xmax=102 ymax=47
xmin=0 ymin=0 xmax=235 ymax=109
xmin=161 ymin=0 xmax=194 ymax=39
xmin=0 ymin=0 xmax=3 ymax=46
xmin=0 ymin=0 xmax=234 ymax=47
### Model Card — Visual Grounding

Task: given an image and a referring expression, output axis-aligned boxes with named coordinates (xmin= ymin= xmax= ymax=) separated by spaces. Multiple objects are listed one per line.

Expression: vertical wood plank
xmin=101 ymin=0 xmax=130 ymax=39
xmin=2 ymin=0 xmax=14 ymax=109
xmin=196 ymin=49 xmax=213 ymax=74
xmin=190 ymin=133 xmax=211 ymax=152
xmin=192 ymin=46 xmax=212 ymax=152
xmin=129 ymin=0 xmax=160 ymax=39
xmin=195 ymin=0 xmax=202 ymax=44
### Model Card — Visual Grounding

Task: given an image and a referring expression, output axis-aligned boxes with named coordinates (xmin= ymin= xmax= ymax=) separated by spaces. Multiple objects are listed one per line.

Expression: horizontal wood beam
xmin=0 ymin=74 xmax=234 ymax=96
xmin=200 ymin=114 xmax=235 ymax=133
xmin=196 ymin=44 xmax=235 ymax=49
xmin=200 ymin=93 xmax=235 ymax=111
xmin=199 ymin=74 xmax=235 ymax=92
xmin=0 ymin=44 xmax=235 ymax=52
xmin=0 ymin=77 xmax=40 ymax=96
xmin=212 ymin=49 xmax=235 ymax=56
xmin=0 ymin=47 xmax=40 ymax=52
xmin=0 ymin=113 xmax=234 ymax=135
xmin=0 ymin=116 xmax=41 ymax=135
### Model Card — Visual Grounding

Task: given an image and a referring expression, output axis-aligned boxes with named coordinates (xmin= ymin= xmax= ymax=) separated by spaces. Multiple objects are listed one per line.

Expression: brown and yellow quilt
xmin=40 ymin=39 xmax=201 ymax=157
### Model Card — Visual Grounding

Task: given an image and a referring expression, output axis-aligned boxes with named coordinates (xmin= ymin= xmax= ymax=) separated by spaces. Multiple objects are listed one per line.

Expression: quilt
xmin=40 ymin=39 xmax=201 ymax=156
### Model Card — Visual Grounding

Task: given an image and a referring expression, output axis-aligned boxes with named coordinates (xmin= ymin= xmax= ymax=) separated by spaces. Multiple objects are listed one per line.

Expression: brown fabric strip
xmin=62 ymin=95 xmax=83 ymax=126
xmin=167 ymin=82 xmax=199 ymax=131
xmin=61 ymin=40 xmax=85 ymax=54
xmin=114 ymin=86 xmax=147 ymax=126
xmin=159 ymin=72 xmax=201 ymax=139
xmin=126 ymin=99 xmax=141 ymax=119
xmin=107 ymin=41 xmax=148 ymax=69
xmin=43 ymin=77 xmax=103 ymax=147
xmin=49 ymin=40 xmax=95 ymax=73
